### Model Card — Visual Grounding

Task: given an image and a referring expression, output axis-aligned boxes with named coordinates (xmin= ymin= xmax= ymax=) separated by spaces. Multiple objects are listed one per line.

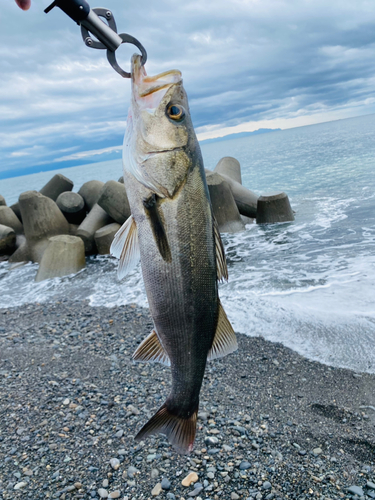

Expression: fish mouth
xmin=131 ymin=54 xmax=182 ymax=109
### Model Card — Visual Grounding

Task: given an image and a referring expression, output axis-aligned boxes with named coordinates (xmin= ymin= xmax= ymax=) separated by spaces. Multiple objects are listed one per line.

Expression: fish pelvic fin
xmin=213 ymin=215 xmax=228 ymax=281
xmin=110 ymin=215 xmax=140 ymax=280
xmin=132 ymin=329 xmax=171 ymax=366
xmin=143 ymin=194 xmax=172 ymax=262
xmin=208 ymin=299 xmax=238 ymax=361
xmin=135 ymin=404 xmax=198 ymax=455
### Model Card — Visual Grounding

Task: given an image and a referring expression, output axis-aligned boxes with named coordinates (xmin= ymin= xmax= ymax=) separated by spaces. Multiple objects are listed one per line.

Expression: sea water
xmin=1 ymin=114 xmax=374 ymax=373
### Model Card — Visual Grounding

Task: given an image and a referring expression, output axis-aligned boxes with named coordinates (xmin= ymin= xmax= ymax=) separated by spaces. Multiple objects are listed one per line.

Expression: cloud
xmin=1 ymin=0 xmax=375 ymax=174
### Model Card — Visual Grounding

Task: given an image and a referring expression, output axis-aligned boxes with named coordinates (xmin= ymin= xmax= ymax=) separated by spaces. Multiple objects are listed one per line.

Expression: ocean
xmin=1 ymin=114 xmax=374 ymax=373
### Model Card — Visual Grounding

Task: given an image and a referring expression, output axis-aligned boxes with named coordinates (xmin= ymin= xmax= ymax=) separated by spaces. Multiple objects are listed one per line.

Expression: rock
xmin=151 ymin=483 xmax=162 ymax=496
xmin=78 ymin=180 xmax=105 ymax=211
xmin=0 ymin=206 xmax=23 ymax=234
xmin=256 ymin=192 xmax=294 ymax=224
xmin=14 ymin=481 xmax=27 ymax=490
xmin=74 ymin=482 xmax=82 ymax=489
xmin=181 ymin=471 xmax=198 ymax=486
xmin=98 ymin=488 xmax=109 ymax=498
xmin=97 ymin=180 xmax=131 ymax=224
xmin=206 ymin=172 xmax=245 ymax=233
xmin=239 ymin=461 xmax=251 ymax=470
xmin=205 ymin=436 xmax=219 ymax=445
xmin=367 ymin=482 xmax=375 ymax=490
xmin=18 ymin=191 xmax=70 ymax=262
xmin=109 ymin=458 xmax=120 ymax=470
xmin=0 ymin=225 xmax=16 ymax=256
xmin=214 ymin=156 xmax=242 ymax=184
xmin=187 ymin=486 xmax=203 ymax=497
xmin=0 ymin=194 xmax=6 ymax=206
xmin=127 ymin=466 xmax=139 ymax=478
xmin=262 ymin=481 xmax=272 ymax=490
xmin=94 ymin=223 xmax=121 ymax=255
xmin=108 ymin=492 xmax=120 ymax=499
xmin=77 ymin=204 xmax=112 ymax=253
xmin=347 ymin=485 xmax=364 ymax=496
xmin=231 ymin=493 xmax=240 ymax=500
xmin=161 ymin=477 xmax=171 ymax=490
xmin=312 ymin=447 xmax=322 ymax=455
xmin=151 ymin=469 xmax=159 ymax=479
xmin=40 ymin=173 xmax=74 ymax=201
xmin=166 ymin=494 xmax=176 ymax=500
xmin=56 ymin=192 xmax=86 ymax=225
xmin=35 ymin=235 xmax=86 ymax=282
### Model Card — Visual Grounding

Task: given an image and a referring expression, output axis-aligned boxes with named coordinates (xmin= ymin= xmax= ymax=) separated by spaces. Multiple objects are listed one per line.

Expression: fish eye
xmin=167 ymin=104 xmax=185 ymax=122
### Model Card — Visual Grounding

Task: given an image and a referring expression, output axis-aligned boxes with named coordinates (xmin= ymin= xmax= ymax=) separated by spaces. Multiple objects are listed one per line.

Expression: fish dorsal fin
xmin=213 ymin=216 xmax=228 ymax=281
xmin=132 ymin=329 xmax=171 ymax=366
xmin=208 ymin=300 xmax=237 ymax=361
xmin=110 ymin=215 xmax=140 ymax=280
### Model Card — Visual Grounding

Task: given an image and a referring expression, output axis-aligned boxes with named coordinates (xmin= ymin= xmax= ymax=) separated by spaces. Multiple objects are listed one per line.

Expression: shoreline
xmin=0 ymin=300 xmax=374 ymax=499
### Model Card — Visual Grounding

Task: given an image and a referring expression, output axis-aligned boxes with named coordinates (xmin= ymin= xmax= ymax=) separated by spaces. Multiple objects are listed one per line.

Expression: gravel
xmin=0 ymin=299 xmax=374 ymax=499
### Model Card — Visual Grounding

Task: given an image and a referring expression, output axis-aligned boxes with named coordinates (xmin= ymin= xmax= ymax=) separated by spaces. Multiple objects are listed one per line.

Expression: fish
xmin=111 ymin=54 xmax=237 ymax=454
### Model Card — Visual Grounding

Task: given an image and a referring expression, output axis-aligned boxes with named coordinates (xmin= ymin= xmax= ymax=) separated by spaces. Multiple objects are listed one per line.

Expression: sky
xmin=1 ymin=0 xmax=375 ymax=178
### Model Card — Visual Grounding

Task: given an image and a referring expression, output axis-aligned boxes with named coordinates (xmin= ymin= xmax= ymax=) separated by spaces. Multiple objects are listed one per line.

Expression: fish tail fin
xmin=135 ymin=403 xmax=198 ymax=454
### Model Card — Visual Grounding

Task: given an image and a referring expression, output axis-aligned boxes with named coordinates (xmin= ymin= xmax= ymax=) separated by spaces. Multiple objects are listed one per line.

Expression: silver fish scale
xmin=125 ymin=164 xmax=218 ymax=413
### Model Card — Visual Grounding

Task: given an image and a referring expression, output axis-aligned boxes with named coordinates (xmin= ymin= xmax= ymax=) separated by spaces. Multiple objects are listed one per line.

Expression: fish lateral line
xmin=143 ymin=193 xmax=172 ymax=262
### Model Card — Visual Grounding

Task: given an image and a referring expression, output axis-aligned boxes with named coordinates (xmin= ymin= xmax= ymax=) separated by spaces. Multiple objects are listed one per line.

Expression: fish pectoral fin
xmin=132 ymin=329 xmax=171 ymax=366
xmin=143 ymin=194 xmax=172 ymax=262
xmin=213 ymin=215 xmax=228 ymax=281
xmin=135 ymin=403 xmax=198 ymax=455
xmin=110 ymin=215 xmax=140 ymax=280
xmin=208 ymin=300 xmax=237 ymax=361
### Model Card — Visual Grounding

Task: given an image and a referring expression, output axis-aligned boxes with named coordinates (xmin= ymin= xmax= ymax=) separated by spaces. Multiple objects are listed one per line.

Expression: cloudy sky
xmin=1 ymin=0 xmax=375 ymax=178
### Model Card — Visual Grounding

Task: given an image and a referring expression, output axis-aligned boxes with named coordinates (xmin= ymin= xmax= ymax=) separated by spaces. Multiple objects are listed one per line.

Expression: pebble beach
xmin=0 ymin=300 xmax=374 ymax=500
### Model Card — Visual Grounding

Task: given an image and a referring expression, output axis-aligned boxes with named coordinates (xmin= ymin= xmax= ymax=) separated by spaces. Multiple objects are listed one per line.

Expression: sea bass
xmin=111 ymin=54 xmax=237 ymax=454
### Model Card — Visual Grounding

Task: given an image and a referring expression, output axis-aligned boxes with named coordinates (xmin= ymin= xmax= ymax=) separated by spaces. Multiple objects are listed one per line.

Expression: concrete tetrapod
xmin=78 ymin=180 xmax=105 ymax=212
xmin=10 ymin=173 xmax=74 ymax=222
xmin=256 ymin=192 xmax=295 ymax=224
xmin=8 ymin=235 xmax=31 ymax=263
xmin=214 ymin=156 xmax=242 ymax=184
xmin=94 ymin=222 xmax=121 ymax=255
xmin=39 ymin=173 xmax=74 ymax=200
xmin=206 ymin=172 xmax=245 ymax=233
xmin=76 ymin=203 xmax=112 ymax=253
xmin=0 ymin=195 xmax=6 ymax=206
xmin=97 ymin=180 xmax=131 ymax=225
xmin=19 ymin=191 xmax=70 ymax=262
xmin=56 ymin=192 xmax=86 ymax=225
xmin=35 ymin=235 xmax=85 ymax=282
xmin=0 ymin=225 xmax=16 ymax=256
xmin=0 ymin=206 xmax=23 ymax=234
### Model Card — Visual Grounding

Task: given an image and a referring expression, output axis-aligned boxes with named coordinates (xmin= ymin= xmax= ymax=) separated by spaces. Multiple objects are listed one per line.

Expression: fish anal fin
xmin=208 ymin=300 xmax=237 ymax=361
xmin=213 ymin=216 xmax=228 ymax=281
xmin=132 ymin=329 xmax=170 ymax=366
xmin=110 ymin=215 xmax=140 ymax=280
xmin=135 ymin=403 xmax=197 ymax=455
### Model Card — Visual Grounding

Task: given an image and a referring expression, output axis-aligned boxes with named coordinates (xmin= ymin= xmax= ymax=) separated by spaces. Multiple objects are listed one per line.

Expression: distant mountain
xmin=199 ymin=128 xmax=281 ymax=144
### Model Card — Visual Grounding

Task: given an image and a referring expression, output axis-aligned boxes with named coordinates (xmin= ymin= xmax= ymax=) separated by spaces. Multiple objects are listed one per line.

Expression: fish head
xmin=123 ymin=54 xmax=198 ymax=198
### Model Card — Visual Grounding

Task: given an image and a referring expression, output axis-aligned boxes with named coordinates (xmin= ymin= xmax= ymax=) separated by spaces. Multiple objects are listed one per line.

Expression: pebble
xmin=97 ymin=489 xmax=108 ymax=499
xmin=161 ymin=477 xmax=171 ymax=490
xmin=166 ymin=494 xmax=176 ymax=500
xmin=108 ymin=492 xmax=121 ymax=499
xmin=14 ymin=482 xmax=27 ymax=490
xmin=239 ymin=460 xmax=251 ymax=470
xmin=74 ymin=482 xmax=82 ymax=489
xmin=127 ymin=466 xmax=139 ymax=478
xmin=368 ymin=482 xmax=375 ymax=490
xmin=151 ymin=468 xmax=159 ymax=479
xmin=313 ymin=447 xmax=322 ymax=455
xmin=109 ymin=458 xmax=120 ymax=470
xmin=262 ymin=481 xmax=272 ymax=490
xmin=347 ymin=485 xmax=364 ymax=496
xmin=188 ymin=486 xmax=203 ymax=497
xmin=231 ymin=493 xmax=240 ymax=500
xmin=181 ymin=472 xmax=198 ymax=486
xmin=102 ymin=480 xmax=109 ymax=488
xmin=151 ymin=483 xmax=162 ymax=496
